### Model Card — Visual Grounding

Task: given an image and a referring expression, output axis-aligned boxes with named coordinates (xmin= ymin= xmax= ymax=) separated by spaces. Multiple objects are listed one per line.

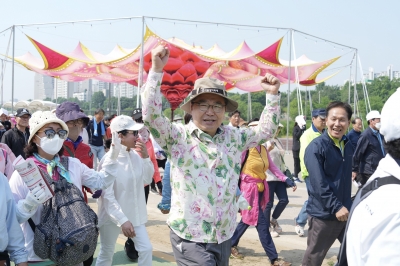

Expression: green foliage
xmin=91 ymin=91 xmax=106 ymax=108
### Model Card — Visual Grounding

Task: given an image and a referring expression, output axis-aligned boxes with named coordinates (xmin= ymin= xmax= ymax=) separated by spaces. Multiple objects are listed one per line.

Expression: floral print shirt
xmin=141 ymin=71 xmax=280 ymax=243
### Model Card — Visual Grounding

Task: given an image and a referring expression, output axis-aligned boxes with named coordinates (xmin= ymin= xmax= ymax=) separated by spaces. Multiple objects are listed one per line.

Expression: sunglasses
xmin=119 ymin=130 xmax=139 ymax=137
xmin=38 ymin=129 xmax=68 ymax=140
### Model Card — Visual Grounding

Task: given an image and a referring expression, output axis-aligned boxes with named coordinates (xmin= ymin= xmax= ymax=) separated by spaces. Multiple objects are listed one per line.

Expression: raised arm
xmin=241 ymin=74 xmax=281 ymax=151
xmin=141 ymin=46 xmax=179 ymax=156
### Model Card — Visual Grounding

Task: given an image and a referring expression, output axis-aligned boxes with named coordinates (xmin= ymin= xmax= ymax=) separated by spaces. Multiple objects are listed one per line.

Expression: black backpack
xmin=29 ymin=157 xmax=99 ymax=266
xmin=337 ymin=175 xmax=400 ymax=266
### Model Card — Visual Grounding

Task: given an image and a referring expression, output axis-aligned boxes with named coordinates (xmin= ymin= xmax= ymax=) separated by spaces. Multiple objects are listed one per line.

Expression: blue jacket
xmin=0 ymin=174 xmax=28 ymax=264
xmin=304 ymin=131 xmax=353 ymax=220
xmin=346 ymin=129 xmax=361 ymax=149
xmin=352 ymin=127 xmax=385 ymax=175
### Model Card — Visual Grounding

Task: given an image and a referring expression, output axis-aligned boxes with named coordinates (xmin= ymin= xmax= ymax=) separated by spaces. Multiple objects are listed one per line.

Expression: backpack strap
xmin=28 ymin=218 xmax=36 ymax=232
xmin=63 ymin=145 xmax=75 ymax=158
xmin=337 ymin=175 xmax=400 ymax=266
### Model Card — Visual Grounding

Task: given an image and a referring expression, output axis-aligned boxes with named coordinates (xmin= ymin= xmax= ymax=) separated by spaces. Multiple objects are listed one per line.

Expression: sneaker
xmin=124 ymin=238 xmax=139 ymax=261
xmin=230 ymin=246 xmax=244 ymax=259
xmin=270 ymin=226 xmax=280 ymax=238
xmin=150 ymin=188 xmax=159 ymax=195
xmin=293 ymin=176 xmax=303 ymax=183
xmin=272 ymin=259 xmax=292 ymax=266
xmin=270 ymin=218 xmax=282 ymax=233
xmin=295 ymin=224 xmax=305 ymax=237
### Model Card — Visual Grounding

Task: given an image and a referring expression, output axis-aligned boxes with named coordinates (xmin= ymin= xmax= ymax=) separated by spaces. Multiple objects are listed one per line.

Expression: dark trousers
xmin=356 ymin=173 xmax=372 ymax=187
xmin=144 ymin=185 xmax=149 ymax=204
xmin=302 ymin=216 xmax=346 ymax=266
xmin=170 ymin=229 xmax=231 ymax=266
xmin=231 ymin=192 xmax=278 ymax=262
xmin=0 ymin=251 xmax=10 ymax=266
xmin=264 ymin=181 xmax=289 ymax=220
xmin=292 ymin=150 xmax=300 ymax=177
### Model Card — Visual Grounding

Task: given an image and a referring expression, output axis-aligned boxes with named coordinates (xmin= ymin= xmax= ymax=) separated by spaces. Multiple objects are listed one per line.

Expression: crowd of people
xmin=1 ymin=45 xmax=399 ymax=266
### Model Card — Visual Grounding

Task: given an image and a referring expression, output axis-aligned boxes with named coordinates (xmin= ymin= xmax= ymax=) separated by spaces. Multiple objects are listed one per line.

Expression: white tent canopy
xmin=2 ymin=100 xmax=58 ymax=113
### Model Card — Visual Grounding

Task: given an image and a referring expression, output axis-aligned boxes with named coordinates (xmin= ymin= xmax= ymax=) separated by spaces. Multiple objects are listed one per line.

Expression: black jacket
xmin=304 ymin=132 xmax=353 ymax=220
xmin=352 ymin=127 xmax=385 ymax=175
xmin=1 ymin=127 xmax=30 ymax=159
xmin=292 ymin=125 xmax=305 ymax=151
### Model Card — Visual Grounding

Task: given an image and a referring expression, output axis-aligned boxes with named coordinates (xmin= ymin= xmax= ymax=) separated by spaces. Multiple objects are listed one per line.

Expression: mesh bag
xmin=33 ymin=157 xmax=99 ymax=266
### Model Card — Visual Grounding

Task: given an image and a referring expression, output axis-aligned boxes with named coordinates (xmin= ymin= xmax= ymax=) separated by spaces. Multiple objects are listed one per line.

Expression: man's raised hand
xmin=261 ymin=73 xmax=280 ymax=95
xmin=151 ymin=45 xmax=170 ymax=73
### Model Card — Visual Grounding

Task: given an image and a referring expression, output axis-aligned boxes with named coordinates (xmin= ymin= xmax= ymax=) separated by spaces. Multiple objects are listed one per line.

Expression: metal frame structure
xmin=0 ymin=16 xmax=361 ymax=150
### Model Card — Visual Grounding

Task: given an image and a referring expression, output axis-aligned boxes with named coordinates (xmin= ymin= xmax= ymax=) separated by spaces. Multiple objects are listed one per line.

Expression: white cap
xmin=295 ymin=115 xmax=306 ymax=128
xmin=0 ymin=108 xmax=8 ymax=116
xmin=366 ymin=110 xmax=381 ymax=121
xmin=380 ymin=88 xmax=400 ymax=142
xmin=110 ymin=115 xmax=143 ymax=133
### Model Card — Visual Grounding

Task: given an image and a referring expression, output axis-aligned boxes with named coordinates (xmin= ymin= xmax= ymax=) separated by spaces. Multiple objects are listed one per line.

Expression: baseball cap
xmin=132 ymin=108 xmax=142 ymax=120
xmin=15 ymin=108 xmax=31 ymax=117
xmin=366 ymin=110 xmax=381 ymax=121
xmin=312 ymin=109 xmax=326 ymax=119
xmin=110 ymin=115 xmax=144 ymax=133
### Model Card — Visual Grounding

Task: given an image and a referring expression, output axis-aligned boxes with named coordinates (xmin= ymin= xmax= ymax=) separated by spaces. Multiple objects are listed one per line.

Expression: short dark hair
xmin=384 ymin=139 xmax=400 ymax=160
xmin=326 ymin=101 xmax=353 ymax=120
xmin=228 ymin=110 xmax=241 ymax=118
xmin=94 ymin=108 xmax=105 ymax=115
xmin=249 ymin=117 xmax=260 ymax=124
xmin=24 ymin=142 xmax=64 ymax=158
xmin=352 ymin=117 xmax=362 ymax=124
xmin=104 ymin=139 xmax=112 ymax=150
xmin=184 ymin=113 xmax=192 ymax=125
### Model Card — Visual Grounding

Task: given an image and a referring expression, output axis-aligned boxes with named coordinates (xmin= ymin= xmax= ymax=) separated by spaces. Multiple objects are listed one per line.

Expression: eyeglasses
xmin=119 ymin=130 xmax=139 ymax=137
xmin=66 ymin=119 xmax=84 ymax=125
xmin=192 ymin=102 xmax=225 ymax=113
xmin=37 ymin=129 xmax=68 ymax=140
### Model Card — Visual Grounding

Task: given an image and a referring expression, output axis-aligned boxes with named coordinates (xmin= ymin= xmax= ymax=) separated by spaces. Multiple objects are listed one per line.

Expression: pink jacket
xmin=239 ymin=147 xmax=287 ymax=226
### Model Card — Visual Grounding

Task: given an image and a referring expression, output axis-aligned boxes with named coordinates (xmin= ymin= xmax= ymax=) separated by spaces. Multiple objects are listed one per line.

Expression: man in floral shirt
xmin=142 ymin=46 xmax=281 ymax=266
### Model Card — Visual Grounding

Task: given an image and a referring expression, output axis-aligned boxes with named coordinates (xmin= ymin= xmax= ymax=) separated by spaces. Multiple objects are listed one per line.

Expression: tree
xmin=91 ymin=91 xmax=106 ymax=109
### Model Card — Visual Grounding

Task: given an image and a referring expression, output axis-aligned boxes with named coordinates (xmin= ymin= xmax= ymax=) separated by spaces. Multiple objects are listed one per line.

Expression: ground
xmin=14 ymin=152 xmax=353 ymax=266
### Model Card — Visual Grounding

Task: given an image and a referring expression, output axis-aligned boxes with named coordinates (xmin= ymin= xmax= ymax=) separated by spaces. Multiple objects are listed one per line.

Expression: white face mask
xmin=36 ymin=135 xmax=64 ymax=155
xmin=375 ymin=122 xmax=381 ymax=130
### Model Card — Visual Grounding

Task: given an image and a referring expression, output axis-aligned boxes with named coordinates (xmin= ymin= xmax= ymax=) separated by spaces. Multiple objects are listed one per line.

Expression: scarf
xmin=33 ymin=153 xmax=71 ymax=183
xmin=93 ymin=119 xmax=105 ymax=137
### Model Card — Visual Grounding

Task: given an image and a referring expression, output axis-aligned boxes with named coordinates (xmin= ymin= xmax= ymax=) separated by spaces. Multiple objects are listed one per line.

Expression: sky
xmin=0 ymin=0 xmax=398 ymax=103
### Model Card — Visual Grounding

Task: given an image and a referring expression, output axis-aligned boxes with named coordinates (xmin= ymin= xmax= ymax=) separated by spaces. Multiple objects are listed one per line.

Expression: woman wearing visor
xmin=8 ymin=111 xmax=120 ymax=263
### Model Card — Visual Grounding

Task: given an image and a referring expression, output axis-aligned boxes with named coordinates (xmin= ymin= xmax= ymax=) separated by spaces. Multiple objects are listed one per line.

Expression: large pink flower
xmin=187 ymin=223 xmax=202 ymax=239
xmin=171 ymin=144 xmax=187 ymax=159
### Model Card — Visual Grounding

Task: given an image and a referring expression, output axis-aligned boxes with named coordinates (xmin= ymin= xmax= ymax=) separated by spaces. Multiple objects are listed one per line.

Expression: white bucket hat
xmin=28 ymin=111 xmax=69 ymax=143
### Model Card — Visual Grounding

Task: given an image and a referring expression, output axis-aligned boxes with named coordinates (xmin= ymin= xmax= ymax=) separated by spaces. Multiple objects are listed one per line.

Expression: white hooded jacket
xmin=346 ymin=154 xmax=400 ymax=265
